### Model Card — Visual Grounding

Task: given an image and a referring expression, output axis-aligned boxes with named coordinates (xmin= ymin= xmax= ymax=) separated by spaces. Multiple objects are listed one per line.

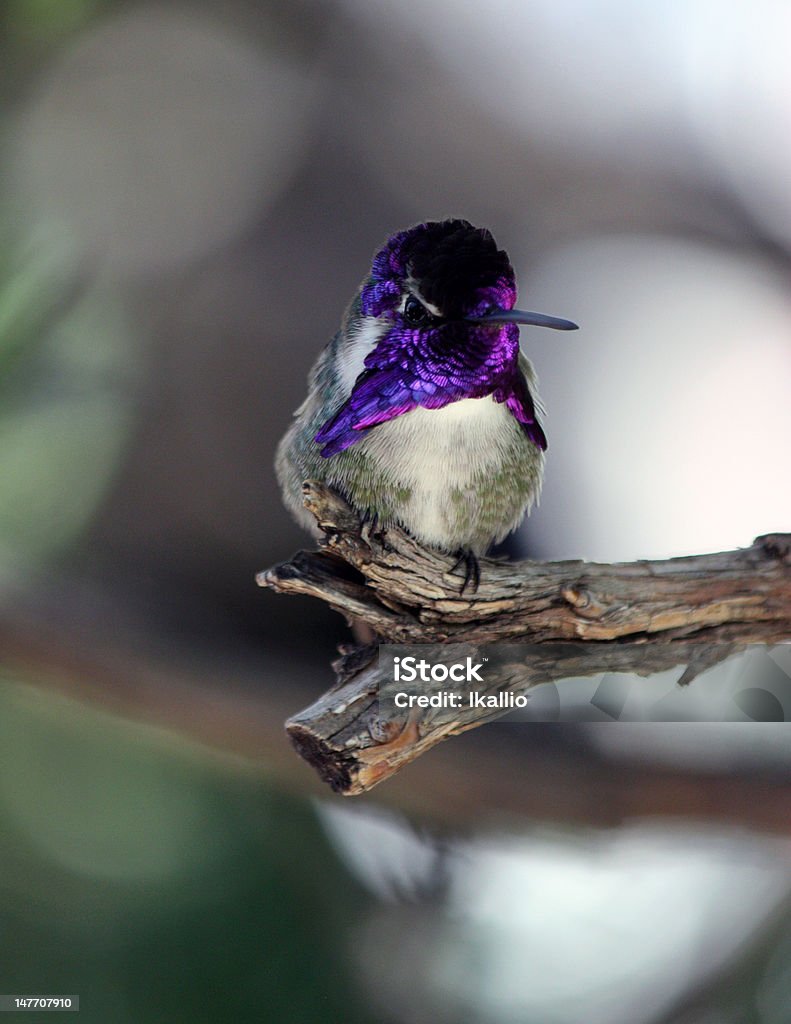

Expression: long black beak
xmin=468 ymin=308 xmax=578 ymax=330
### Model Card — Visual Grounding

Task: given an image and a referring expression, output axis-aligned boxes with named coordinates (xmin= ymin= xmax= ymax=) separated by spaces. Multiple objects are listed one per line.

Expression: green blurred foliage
xmin=6 ymin=0 xmax=105 ymax=46
xmin=0 ymin=679 xmax=373 ymax=1024
xmin=0 ymin=232 xmax=138 ymax=580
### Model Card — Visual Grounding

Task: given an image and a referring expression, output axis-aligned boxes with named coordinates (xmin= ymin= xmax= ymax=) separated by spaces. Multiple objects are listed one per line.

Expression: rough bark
xmin=258 ymin=482 xmax=791 ymax=795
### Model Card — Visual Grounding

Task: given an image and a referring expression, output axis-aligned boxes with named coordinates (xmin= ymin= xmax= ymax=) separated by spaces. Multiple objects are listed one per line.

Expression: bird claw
xmin=360 ymin=508 xmax=383 ymax=542
xmin=450 ymin=548 xmax=480 ymax=594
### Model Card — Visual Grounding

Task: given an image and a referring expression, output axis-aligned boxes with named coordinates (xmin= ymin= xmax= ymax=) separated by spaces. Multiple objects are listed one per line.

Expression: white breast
xmin=361 ymin=395 xmax=516 ymax=547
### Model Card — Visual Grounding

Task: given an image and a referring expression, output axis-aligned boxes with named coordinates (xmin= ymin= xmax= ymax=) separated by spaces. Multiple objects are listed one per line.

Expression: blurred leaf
xmin=0 ymin=679 xmax=373 ymax=1024
xmin=7 ymin=0 xmax=103 ymax=44
xmin=0 ymin=233 xmax=139 ymax=577
xmin=0 ymin=238 xmax=75 ymax=385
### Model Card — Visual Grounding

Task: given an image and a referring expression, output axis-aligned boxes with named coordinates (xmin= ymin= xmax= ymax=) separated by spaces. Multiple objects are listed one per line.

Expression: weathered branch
xmin=258 ymin=482 xmax=791 ymax=794
xmin=4 ymin=595 xmax=791 ymax=833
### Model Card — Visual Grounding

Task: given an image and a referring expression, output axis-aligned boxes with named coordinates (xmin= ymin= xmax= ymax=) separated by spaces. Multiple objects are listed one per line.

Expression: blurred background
xmin=0 ymin=0 xmax=790 ymax=1021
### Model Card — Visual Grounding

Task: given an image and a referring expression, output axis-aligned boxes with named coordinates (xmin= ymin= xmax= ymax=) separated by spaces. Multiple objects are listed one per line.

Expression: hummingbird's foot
xmin=360 ymin=507 xmax=387 ymax=545
xmin=360 ymin=507 xmax=379 ymax=533
xmin=450 ymin=548 xmax=480 ymax=595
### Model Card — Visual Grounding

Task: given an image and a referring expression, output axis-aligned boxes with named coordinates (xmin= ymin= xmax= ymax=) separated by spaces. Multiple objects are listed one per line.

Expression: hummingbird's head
xmin=318 ymin=221 xmax=576 ymax=457
xmin=358 ymin=219 xmax=577 ymax=333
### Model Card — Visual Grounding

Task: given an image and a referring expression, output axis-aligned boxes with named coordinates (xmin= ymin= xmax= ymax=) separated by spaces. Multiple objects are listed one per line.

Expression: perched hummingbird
xmin=276 ymin=219 xmax=577 ymax=589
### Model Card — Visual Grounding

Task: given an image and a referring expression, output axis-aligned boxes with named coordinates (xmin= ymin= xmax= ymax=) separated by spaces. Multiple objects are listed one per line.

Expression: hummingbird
xmin=276 ymin=219 xmax=577 ymax=590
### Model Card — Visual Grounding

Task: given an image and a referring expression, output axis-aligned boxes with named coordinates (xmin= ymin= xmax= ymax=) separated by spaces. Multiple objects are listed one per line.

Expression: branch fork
xmin=259 ymin=482 xmax=791 ymax=794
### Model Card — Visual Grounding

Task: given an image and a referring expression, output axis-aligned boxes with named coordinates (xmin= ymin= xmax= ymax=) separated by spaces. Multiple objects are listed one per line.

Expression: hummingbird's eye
xmin=403 ymin=294 xmax=433 ymax=327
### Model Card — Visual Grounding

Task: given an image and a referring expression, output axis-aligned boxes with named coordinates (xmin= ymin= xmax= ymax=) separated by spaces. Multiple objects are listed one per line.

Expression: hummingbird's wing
xmin=315 ymin=365 xmax=457 ymax=456
xmin=499 ymin=371 xmax=547 ymax=452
